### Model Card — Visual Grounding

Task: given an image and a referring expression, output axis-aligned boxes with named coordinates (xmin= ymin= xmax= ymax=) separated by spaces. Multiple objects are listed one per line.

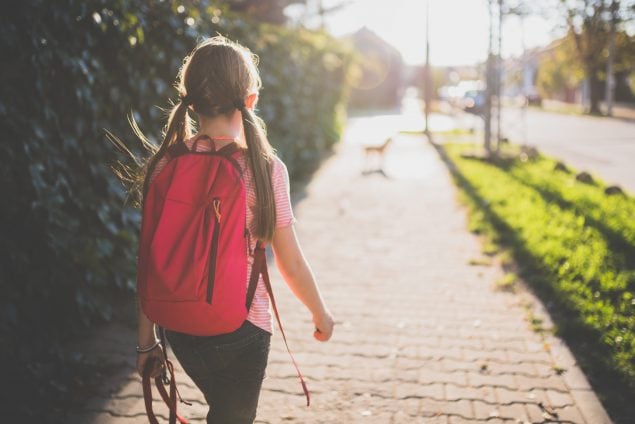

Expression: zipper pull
xmin=212 ymin=198 xmax=221 ymax=223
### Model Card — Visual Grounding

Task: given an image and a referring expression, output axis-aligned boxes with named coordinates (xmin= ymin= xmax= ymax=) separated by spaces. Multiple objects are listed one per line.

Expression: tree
xmin=561 ymin=0 xmax=609 ymax=113
xmin=536 ymin=35 xmax=585 ymax=101
xmin=558 ymin=0 xmax=634 ymax=114
xmin=227 ymin=0 xmax=307 ymax=24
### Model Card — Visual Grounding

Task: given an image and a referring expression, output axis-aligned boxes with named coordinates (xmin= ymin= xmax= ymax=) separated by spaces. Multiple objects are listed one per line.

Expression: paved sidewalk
xmin=69 ymin=125 xmax=612 ymax=423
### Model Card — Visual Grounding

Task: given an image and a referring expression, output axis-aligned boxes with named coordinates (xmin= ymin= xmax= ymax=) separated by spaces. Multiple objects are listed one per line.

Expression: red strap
xmin=142 ymin=358 xmax=188 ymax=424
xmin=142 ymin=360 xmax=160 ymax=424
xmin=190 ymin=134 xmax=241 ymax=156
xmin=245 ymin=240 xmax=261 ymax=309
xmin=254 ymin=243 xmax=311 ymax=407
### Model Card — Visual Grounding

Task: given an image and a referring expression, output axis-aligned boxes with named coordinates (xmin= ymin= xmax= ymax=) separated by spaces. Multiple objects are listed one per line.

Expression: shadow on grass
xmin=500 ymin=167 xmax=635 ymax=276
xmin=429 ymin=141 xmax=635 ymax=424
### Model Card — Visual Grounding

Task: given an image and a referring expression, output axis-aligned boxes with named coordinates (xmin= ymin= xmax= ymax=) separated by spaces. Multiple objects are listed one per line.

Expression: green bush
xmin=0 ymin=0 xmax=353 ymax=418
xmin=442 ymin=143 xmax=635 ymax=421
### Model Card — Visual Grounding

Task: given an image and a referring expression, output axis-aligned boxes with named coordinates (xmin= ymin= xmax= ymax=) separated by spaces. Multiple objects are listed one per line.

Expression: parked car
xmin=525 ymin=93 xmax=542 ymax=106
xmin=462 ymin=89 xmax=486 ymax=115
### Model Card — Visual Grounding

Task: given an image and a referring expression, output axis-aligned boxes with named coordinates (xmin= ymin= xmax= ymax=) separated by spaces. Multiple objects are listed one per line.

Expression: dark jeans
xmin=165 ymin=321 xmax=271 ymax=424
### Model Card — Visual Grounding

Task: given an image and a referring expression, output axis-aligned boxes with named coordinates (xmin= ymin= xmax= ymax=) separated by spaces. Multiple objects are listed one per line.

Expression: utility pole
xmin=495 ymin=0 xmax=503 ymax=153
xmin=484 ymin=0 xmax=494 ymax=154
xmin=605 ymin=0 xmax=618 ymax=117
xmin=318 ymin=0 xmax=325 ymax=29
xmin=519 ymin=10 xmax=528 ymax=146
xmin=305 ymin=1 xmax=351 ymax=29
xmin=424 ymin=0 xmax=431 ymax=135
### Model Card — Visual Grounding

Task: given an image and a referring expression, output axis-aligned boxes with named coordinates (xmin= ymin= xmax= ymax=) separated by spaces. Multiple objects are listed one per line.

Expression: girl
xmin=135 ymin=36 xmax=335 ymax=423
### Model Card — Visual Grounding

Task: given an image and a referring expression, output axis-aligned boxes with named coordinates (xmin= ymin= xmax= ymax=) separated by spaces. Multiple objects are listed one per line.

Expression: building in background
xmin=346 ymin=27 xmax=404 ymax=109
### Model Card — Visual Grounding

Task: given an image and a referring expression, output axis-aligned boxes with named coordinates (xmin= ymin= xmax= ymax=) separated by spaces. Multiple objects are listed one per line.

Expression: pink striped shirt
xmin=149 ymin=136 xmax=295 ymax=334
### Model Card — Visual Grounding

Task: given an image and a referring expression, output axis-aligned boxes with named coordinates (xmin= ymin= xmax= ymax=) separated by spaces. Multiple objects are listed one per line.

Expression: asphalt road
xmin=497 ymin=107 xmax=635 ymax=194
xmin=398 ymin=95 xmax=634 ymax=194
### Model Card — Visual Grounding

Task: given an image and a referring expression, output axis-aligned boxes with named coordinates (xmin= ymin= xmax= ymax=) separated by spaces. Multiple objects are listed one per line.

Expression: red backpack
xmin=137 ymin=136 xmax=309 ymax=423
xmin=137 ymin=137 xmax=252 ymax=336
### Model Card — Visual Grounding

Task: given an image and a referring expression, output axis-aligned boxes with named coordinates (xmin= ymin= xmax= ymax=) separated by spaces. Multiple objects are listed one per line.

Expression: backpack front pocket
xmin=148 ymin=197 xmax=213 ymax=301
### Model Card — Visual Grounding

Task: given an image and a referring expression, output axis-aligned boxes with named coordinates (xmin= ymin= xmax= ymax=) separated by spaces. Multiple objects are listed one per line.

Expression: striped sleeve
xmin=272 ymin=156 xmax=296 ymax=228
xmin=148 ymin=155 xmax=169 ymax=186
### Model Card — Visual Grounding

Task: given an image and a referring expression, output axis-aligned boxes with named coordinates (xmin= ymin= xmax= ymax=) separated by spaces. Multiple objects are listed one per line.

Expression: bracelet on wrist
xmin=136 ymin=339 xmax=161 ymax=353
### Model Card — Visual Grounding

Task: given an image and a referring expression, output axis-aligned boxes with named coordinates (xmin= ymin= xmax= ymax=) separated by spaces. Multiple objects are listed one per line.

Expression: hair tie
xmin=233 ymin=98 xmax=246 ymax=110
xmin=179 ymin=93 xmax=192 ymax=105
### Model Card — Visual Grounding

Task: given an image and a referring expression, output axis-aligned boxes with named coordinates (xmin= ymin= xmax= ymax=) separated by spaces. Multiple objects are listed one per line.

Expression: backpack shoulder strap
xmin=245 ymin=245 xmax=260 ymax=311
xmin=248 ymin=241 xmax=311 ymax=407
xmin=166 ymin=140 xmax=190 ymax=160
xmin=218 ymin=143 xmax=245 ymax=176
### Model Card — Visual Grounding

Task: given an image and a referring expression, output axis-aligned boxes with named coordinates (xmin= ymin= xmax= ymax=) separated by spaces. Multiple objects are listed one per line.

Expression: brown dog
xmin=363 ymin=137 xmax=393 ymax=174
xmin=364 ymin=137 xmax=393 ymax=156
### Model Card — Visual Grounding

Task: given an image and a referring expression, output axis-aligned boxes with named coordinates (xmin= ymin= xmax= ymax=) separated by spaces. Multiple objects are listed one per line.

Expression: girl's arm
xmin=136 ymin=156 xmax=169 ymax=377
xmin=136 ymin=297 xmax=164 ymax=377
xmin=271 ymin=224 xmax=335 ymax=341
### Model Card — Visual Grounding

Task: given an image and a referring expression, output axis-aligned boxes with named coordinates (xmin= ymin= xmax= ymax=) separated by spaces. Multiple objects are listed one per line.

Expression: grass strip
xmin=439 ymin=142 xmax=635 ymax=422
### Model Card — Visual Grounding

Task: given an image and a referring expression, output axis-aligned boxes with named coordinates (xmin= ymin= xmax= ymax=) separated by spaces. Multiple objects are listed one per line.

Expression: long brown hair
xmin=140 ymin=36 xmax=277 ymax=242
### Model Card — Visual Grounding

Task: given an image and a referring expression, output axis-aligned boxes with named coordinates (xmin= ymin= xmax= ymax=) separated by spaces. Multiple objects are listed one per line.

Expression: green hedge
xmin=442 ymin=143 xmax=635 ymax=421
xmin=0 ymin=0 xmax=353 ymax=417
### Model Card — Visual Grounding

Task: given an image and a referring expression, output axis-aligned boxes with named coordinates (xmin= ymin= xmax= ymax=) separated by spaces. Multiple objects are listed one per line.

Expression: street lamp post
xmin=424 ymin=0 xmax=431 ymax=135
xmin=496 ymin=0 xmax=503 ymax=153
xmin=484 ymin=0 xmax=494 ymax=154
xmin=606 ymin=0 xmax=618 ymax=117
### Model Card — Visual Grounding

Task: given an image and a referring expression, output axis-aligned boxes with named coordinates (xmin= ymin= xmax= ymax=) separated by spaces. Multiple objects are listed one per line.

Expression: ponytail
xmin=141 ymin=99 xmax=192 ymax=199
xmin=239 ymin=105 xmax=276 ymax=242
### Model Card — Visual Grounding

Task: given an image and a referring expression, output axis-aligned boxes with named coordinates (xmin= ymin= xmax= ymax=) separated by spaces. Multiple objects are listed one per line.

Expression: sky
xmin=286 ymin=0 xmax=564 ymax=67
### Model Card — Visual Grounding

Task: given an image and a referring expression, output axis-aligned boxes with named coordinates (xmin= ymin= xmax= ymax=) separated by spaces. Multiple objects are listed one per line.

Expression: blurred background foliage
xmin=0 ymin=0 xmax=354 ymax=417
xmin=537 ymin=29 xmax=635 ymax=104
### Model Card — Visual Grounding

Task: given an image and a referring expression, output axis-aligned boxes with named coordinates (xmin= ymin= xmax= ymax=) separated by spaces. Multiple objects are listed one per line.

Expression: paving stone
xmin=545 ymin=389 xmax=575 ymax=408
xmin=460 ymin=347 xmax=509 ymax=363
xmin=514 ymin=374 xmax=568 ymax=392
xmin=465 ymin=370 xmax=517 ymax=390
xmin=419 ymin=368 xmax=468 ymax=386
xmin=568 ymin=389 xmax=613 ymax=424
xmin=495 ymin=386 xmax=549 ymax=407
xmin=497 ymin=403 xmax=531 ymax=422
xmin=473 ymin=400 xmax=529 ymax=421
xmin=393 ymin=381 xmax=444 ymax=400
xmin=447 ymin=415 xmax=476 ymax=424
xmin=414 ymin=414 xmax=449 ymax=424
xmin=444 ymin=382 xmax=496 ymax=404
xmin=421 ymin=399 xmax=474 ymax=420
xmin=554 ymin=405 xmax=587 ymax=423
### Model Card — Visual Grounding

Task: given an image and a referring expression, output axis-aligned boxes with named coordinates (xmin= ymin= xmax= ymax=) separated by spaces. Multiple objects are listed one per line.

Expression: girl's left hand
xmin=136 ymin=345 xmax=165 ymax=378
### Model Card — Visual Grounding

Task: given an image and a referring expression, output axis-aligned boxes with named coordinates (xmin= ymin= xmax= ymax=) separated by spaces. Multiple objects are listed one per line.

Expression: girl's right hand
xmin=313 ymin=309 xmax=335 ymax=342
xmin=136 ymin=345 xmax=165 ymax=378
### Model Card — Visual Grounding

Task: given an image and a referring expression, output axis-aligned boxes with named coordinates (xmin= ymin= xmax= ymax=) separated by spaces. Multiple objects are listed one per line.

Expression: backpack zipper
xmin=207 ymin=198 xmax=221 ymax=304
